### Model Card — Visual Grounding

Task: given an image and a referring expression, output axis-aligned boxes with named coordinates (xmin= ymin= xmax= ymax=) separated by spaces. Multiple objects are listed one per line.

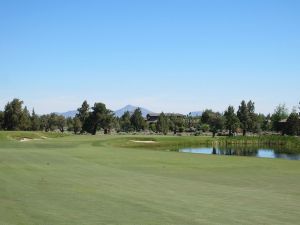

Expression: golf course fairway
xmin=0 ymin=132 xmax=300 ymax=225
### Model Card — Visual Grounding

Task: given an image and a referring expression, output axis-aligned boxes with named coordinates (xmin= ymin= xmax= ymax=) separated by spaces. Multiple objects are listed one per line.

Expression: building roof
xmin=147 ymin=113 xmax=160 ymax=117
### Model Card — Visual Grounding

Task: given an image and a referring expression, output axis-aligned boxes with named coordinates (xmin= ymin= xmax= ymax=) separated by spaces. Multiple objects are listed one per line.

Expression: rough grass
xmin=221 ymin=135 xmax=300 ymax=150
xmin=0 ymin=132 xmax=300 ymax=225
xmin=0 ymin=131 xmax=68 ymax=141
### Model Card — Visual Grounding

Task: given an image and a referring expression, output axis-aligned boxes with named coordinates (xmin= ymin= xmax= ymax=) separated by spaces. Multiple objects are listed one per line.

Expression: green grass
xmin=0 ymin=132 xmax=300 ymax=225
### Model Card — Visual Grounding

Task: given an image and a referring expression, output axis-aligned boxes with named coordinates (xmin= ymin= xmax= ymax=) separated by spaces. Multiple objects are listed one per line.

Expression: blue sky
xmin=0 ymin=0 xmax=299 ymax=114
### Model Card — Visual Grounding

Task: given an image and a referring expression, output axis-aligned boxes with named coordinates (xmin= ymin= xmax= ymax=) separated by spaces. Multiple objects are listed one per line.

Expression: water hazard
xmin=179 ymin=147 xmax=300 ymax=160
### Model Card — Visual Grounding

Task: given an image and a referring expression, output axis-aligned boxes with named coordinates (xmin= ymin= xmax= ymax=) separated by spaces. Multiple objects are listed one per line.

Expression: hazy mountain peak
xmin=114 ymin=105 xmax=154 ymax=118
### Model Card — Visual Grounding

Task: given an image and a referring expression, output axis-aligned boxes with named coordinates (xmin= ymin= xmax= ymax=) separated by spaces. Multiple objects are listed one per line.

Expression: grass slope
xmin=0 ymin=132 xmax=300 ymax=225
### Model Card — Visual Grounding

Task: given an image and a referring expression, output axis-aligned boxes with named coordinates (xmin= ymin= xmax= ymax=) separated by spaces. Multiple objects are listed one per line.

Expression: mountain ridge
xmin=55 ymin=105 xmax=202 ymax=118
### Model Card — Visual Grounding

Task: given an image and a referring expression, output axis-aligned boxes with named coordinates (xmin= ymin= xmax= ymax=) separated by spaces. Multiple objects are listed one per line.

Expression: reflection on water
xmin=179 ymin=147 xmax=300 ymax=160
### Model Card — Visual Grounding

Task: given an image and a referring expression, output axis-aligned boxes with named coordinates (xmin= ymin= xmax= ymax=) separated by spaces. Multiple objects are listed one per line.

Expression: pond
xmin=179 ymin=147 xmax=300 ymax=160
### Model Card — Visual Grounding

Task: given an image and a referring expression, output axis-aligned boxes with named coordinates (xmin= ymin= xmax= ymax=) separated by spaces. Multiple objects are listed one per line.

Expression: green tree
xmin=40 ymin=115 xmax=49 ymax=131
xmin=224 ymin=106 xmax=239 ymax=136
xmin=209 ymin=113 xmax=224 ymax=137
xmin=40 ymin=113 xmax=57 ymax=132
xmin=156 ymin=112 xmax=169 ymax=135
xmin=237 ymin=100 xmax=250 ymax=136
xmin=4 ymin=98 xmax=24 ymax=130
xmin=149 ymin=123 xmax=157 ymax=132
xmin=169 ymin=114 xmax=184 ymax=134
xmin=48 ymin=113 xmax=58 ymax=131
xmin=247 ymin=100 xmax=258 ymax=132
xmin=89 ymin=102 xmax=114 ymax=135
xmin=66 ymin=117 xmax=74 ymax=132
xmin=261 ymin=114 xmax=272 ymax=131
xmin=120 ymin=111 xmax=132 ymax=132
xmin=20 ymin=106 xmax=31 ymax=130
xmin=31 ymin=109 xmax=40 ymax=131
xmin=285 ymin=112 xmax=299 ymax=135
xmin=186 ymin=112 xmax=193 ymax=129
xmin=73 ymin=117 xmax=82 ymax=134
xmin=254 ymin=113 xmax=265 ymax=134
xmin=103 ymin=111 xmax=115 ymax=134
xmin=271 ymin=104 xmax=289 ymax=132
xmin=201 ymin=109 xmax=213 ymax=124
xmin=76 ymin=100 xmax=90 ymax=133
xmin=56 ymin=115 xmax=66 ymax=133
xmin=0 ymin=111 xmax=4 ymax=130
xmin=201 ymin=124 xmax=210 ymax=132
xmin=130 ymin=108 xmax=145 ymax=132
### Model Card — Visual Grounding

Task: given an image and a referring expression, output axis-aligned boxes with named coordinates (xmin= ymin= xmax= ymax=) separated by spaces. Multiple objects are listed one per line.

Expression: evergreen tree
xmin=271 ymin=104 xmax=289 ymax=132
xmin=285 ymin=112 xmax=299 ymax=135
xmin=31 ymin=109 xmax=40 ymax=131
xmin=3 ymin=98 xmax=24 ymax=130
xmin=89 ymin=102 xmax=114 ymax=135
xmin=73 ymin=117 xmax=82 ymax=134
xmin=156 ymin=112 xmax=169 ymax=135
xmin=76 ymin=100 xmax=90 ymax=133
xmin=224 ymin=106 xmax=239 ymax=136
xmin=149 ymin=123 xmax=157 ymax=132
xmin=130 ymin=108 xmax=146 ymax=131
xmin=20 ymin=106 xmax=31 ymax=130
xmin=169 ymin=114 xmax=185 ymax=134
xmin=201 ymin=109 xmax=213 ymax=124
xmin=76 ymin=100 xmax=90 ymax=122
xmin=56 ymin=115 xmax=66 ymax=133
xmin=247 ymin=100 xmax=257 ymax=132
xmin=0 ymin=111 xmax=4 ymax=130
xmin=66 ymin=117 xmax=74 ymax=132
xmin=237 ymin=100 xmax=250 ymax=136
xmin=120 ymin=111 xmax=132 ymax=132
xmin=209 ymin=113 xmax=224 ymax=137
xmin=40 ymin=115 xmax=49 ymax=132
xmin=41 ymin=113 xmax=57 ymax=132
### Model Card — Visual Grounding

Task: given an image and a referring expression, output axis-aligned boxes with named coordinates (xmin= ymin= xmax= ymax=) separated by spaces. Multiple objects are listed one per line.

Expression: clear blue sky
xmin=0 ymin=0 xmax=299 ymax=114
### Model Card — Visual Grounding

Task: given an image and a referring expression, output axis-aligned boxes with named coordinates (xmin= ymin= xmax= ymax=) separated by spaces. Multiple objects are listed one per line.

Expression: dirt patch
xmin=130 ymin=140 xmax=157 ymax=144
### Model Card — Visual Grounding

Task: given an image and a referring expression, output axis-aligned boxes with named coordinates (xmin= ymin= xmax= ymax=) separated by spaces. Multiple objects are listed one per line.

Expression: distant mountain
xmin=189 ymin=111 xmax=202 ymax=117
xmin=55 ymin=105 xmax=154 ymax=118
xmin=114 ymin=105 xmax=154 ymax=118
xmin=55 ymin=110 xmax=77 ymax=118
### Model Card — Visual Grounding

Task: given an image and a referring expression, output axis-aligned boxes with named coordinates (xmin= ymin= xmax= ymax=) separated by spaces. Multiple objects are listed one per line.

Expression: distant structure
xmin=278 ymin=115 xmax=300 ymax=135
xmin=278 ymin=119 xmax=288 ymax=134
xmin=146 ymin=113 xmax=185 ymax=124
xmin=146 ymin=113 xmax=160 ymax=123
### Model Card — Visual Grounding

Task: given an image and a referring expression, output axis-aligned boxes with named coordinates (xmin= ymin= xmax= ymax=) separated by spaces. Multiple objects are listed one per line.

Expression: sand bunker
xmin=130 ymin=140 xmax=157 ymax=144
xmin=19 ymin=138 xmax=33 ymax=142
xmin=19 ymin=138 xmax=42 ymax=142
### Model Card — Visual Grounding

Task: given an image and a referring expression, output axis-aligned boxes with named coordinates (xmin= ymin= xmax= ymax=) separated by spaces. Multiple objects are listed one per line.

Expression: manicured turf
xmin=0 ymin=132 xmax=300 ymax=225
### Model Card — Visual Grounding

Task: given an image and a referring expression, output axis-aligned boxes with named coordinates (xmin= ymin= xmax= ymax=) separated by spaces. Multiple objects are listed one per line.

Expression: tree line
xmin=0 ymin=98 xmax=299 ymax=136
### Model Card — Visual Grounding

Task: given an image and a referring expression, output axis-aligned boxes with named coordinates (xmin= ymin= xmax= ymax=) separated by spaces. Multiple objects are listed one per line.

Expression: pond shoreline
xmin=116 ymin=135 xmax=300 ymax=154
xmin=179 ymin=146 xmax=300 ymax=160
